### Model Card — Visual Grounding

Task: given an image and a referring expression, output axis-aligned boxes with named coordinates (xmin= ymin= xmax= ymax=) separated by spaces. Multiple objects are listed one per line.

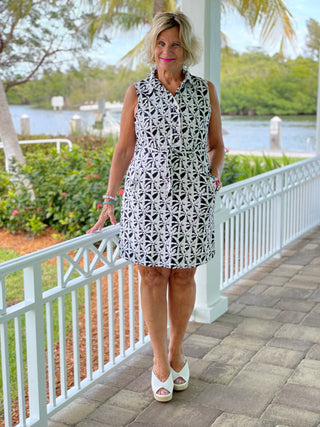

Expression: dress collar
xmin=147 ymin=67 xmax=191 ymax=92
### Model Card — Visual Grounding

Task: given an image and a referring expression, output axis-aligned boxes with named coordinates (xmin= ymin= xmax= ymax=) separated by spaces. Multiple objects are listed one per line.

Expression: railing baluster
xmin=58 ymin=295 xmax=67 ymax=399
xmin=249 ymin=208 xmax=254 ymax=267
xmin=46 ymin=301 xmax=56 ymax=407
xmin=138 ymin=272 xmax=144 ymax=343
xmin=108 ymin=272 xmax=115 ymax=364
xmin=225 ymin=219 xmax=230 ymax=281
xmin=257 ymin=203 xmax=262 ymax=261
xmin=118 ymin=269 xmax=125 ymax=357
xmin=96 ymin=278 xmax=104 ymax=372
xmin=0 ymin=321 xmax=12 ymax=427
xmin=14 ymin=316 xmax=26 ymax=426
xmin=71 ymin=290 xmax=80 ymax=388
xmin=244 ymin=210 xmax=249 ymax=270
xmin=253 ymin=205 xmax=258 ymax=264
xmin=235 ymin=214 xmax=239 ymax=278
xmin=85 ymin=283 xmax=92 ymax=379
xmin=230 ymin=216 xmax=234 ymax=280
xmin=128 ymin=264 xmax=135 ymax=350
xmin=239 ymin=211 xmax=244 ymax=274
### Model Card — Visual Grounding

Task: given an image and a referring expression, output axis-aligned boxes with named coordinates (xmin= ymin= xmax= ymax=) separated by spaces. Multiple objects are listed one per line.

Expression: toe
xmin=157 ymin=387 xmax=170 ymax=395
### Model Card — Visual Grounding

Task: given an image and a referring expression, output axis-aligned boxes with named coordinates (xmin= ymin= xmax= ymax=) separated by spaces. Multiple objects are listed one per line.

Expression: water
xmin=9 ymin=105 xmax=101 ymax=136
xmin=9 ymin=105 xmax=317 ymax=153
xmin=222 ymin=115 xmax=316 ymax=153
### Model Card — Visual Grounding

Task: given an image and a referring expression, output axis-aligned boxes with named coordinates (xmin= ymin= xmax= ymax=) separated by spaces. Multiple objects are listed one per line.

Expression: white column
xmin=181 ymin=0 xmax=221 ymax=98
xmin=182 ymin=0 xmax=226 ymax=323
xmin=316 ymin=50 xmax=320 ymax=156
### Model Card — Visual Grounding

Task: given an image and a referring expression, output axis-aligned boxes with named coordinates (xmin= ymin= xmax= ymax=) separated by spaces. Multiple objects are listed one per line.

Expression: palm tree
xmin=88 ymin=0 xmax=295 ymax=67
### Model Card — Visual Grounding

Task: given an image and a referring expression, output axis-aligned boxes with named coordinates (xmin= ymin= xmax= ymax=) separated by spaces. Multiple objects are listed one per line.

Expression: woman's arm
xmin=87 ymin=84 xmax=137 ymax=232
xmin=207 ymin=81 xmax=225 ymax=180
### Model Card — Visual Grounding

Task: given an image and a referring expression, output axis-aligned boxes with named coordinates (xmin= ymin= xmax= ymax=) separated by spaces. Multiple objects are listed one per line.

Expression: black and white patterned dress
xmin=119 ymin=68 xmax=216 ymax=268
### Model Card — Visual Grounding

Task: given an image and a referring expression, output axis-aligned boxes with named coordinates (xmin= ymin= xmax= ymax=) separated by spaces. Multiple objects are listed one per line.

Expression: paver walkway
xmin=49 ymin=226 xmax=320 ymax=427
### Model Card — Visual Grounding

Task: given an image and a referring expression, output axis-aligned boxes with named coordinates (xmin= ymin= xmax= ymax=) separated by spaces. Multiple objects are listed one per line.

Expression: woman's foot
xmin=171 ymin=360 xmax=189 ymax=391
xmin=152 ymin=362 xmax=172 ymax=399
xmin=169 ymin=351 xmax=189 ymax=389
xmin=151 ymin=370 xmax=173 ymax=402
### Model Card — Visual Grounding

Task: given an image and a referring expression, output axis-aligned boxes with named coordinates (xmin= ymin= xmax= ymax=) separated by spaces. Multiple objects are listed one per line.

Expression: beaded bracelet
xmin=103 ymin=194 xmax=117 ymax=201
xmin=103 ymin=201 xmax=115 ymax=205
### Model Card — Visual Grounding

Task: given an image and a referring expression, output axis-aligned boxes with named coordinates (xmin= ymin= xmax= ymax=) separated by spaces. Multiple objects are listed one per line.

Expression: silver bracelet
xmin=102 ymin=194 xmax=117 ymax=201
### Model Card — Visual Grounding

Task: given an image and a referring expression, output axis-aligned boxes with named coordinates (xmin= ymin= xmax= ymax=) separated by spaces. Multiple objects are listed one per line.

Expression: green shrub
xmin=0 ymin=144 xmax=123 ymax=237
xmin=221 ymin=152 xmax=297 ymax=185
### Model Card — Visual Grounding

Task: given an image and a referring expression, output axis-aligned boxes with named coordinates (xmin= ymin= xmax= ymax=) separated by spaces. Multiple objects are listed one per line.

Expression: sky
xmin=90 ymin=0 xmax=320 ymax=66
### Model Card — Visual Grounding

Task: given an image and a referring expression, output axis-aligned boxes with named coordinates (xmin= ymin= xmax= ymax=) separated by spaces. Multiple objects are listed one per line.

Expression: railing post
xmin=24 ymin=263 xmax=48 ymax=426
xmin=192 ymin=194 xmax=229 ymax=323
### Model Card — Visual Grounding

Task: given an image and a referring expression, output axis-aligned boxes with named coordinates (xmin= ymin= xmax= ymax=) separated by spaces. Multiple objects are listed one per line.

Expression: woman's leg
xmin=138 ymin=265 xmax=171 ymax=394
xmin=168 ymin=267 xmax=196 ymax=382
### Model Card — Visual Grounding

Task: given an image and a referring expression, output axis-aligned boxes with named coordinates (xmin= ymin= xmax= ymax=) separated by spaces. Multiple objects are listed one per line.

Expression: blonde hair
xmin=145 ymin=12 xmax=202 ymax=67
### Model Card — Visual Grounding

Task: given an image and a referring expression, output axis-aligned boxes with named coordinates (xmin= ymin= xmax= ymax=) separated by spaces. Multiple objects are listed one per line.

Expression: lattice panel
xmin=284 ymin=160 xmax=320 ymax=190
xmin=221 ymin=176 xmax=275 ymax=213
xmin=57 ymin=235 xmax=121 ymax=287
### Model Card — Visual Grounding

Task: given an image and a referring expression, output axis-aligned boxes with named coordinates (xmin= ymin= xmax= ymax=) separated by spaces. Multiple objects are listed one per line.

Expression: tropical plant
xmin=306 ymin=18 xmax=320 ymax=59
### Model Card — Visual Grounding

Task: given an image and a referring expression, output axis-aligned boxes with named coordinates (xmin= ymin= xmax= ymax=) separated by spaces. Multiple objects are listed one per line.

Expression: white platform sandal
xmin=171 ymin=360 xmax=190 ymax=391
xmin=151 ymin=370 xmax=173 ymax=402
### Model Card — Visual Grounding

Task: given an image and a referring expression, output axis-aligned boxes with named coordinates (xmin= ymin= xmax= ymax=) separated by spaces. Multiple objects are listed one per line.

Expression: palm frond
xmin=222 ymin=0 xmax=296 ymax=54
xmin=117 ymin=36 xmax=147 ymax=70
xmin=164 ymin=0 xmax=179 ymax=12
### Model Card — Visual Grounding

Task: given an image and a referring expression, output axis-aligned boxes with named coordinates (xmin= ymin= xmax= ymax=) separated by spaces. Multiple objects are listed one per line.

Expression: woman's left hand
xmin=86 ymin=204 xmax=117 ymax=234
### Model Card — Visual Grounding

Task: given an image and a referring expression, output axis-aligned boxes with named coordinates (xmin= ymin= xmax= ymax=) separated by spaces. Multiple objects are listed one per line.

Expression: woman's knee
xmin=138 ymin=265 xmax=171 ymax=287
xmin=169 ymin=268 xmax=196 ymax=287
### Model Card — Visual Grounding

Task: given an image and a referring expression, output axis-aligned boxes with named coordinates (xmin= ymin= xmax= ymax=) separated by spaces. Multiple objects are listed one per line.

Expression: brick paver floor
xmin=49 ymin=226 xmax=320 ymax=427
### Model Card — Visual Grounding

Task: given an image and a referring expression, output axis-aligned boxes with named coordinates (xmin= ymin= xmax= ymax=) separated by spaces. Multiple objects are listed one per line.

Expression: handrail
xmin=0 ymin=138 xmax=73 ymax=153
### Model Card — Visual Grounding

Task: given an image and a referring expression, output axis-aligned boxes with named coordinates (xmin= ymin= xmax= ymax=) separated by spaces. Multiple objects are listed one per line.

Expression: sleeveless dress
xmin=119 ymin=68 xmax=216 ymax=268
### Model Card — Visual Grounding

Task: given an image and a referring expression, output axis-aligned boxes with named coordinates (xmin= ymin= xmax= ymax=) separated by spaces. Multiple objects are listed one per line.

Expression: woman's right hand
xmin=86 ymin=204 xmax=117 ymax=234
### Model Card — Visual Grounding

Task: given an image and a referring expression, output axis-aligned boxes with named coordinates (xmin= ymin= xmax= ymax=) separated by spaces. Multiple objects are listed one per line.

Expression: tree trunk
xmin=0 ymin=79 xmax=25 ymax=171
xmin=153 ymin=0 xmax=165 ymax=16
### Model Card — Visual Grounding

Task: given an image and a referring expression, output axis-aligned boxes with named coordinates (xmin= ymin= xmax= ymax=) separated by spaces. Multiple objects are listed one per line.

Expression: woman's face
xmin=154 ymin=26 xmax=184 ymax=73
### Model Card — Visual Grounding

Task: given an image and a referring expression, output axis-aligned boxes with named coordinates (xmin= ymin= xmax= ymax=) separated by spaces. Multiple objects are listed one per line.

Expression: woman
xmin=87 ymin=11 xmax=225 ymax=402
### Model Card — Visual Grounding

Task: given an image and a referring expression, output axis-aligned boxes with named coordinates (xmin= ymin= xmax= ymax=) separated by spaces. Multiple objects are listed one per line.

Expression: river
xmin=8 ymin=105 xmax=317 ymax=154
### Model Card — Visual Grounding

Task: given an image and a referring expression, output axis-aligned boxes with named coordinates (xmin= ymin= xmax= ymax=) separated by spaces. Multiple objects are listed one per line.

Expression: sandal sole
xmin=173 ymin=381 xmax=189 ymax=391
xmin=153 ymin=392 xmax=173 ymax=402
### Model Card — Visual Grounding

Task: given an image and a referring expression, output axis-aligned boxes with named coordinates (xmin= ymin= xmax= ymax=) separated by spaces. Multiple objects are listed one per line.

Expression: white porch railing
xmin=1 ymin=156 xmax=320 ymax=426
xmin=0 ymin=227 xmax=148 ymax=427
xmin=193 ymin=155 xmax=320 ymax=322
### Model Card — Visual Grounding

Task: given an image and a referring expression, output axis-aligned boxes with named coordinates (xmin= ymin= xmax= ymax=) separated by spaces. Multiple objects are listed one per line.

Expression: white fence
xmin=218 ymin=156 xmax=320 ymax=289
xmin=1 ymin=156 xmax=320 ymax=426
xmin=0 ymin=227 xmax=148 ymax=427
xmin=0 ymin=138 xmax=73 ymax=154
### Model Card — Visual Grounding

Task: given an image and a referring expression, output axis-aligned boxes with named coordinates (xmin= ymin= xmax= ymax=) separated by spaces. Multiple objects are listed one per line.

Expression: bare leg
xmin=168 ymin=267 xmax=196 ymax=383
xmin=138 ymin=265 xmax=171 ymax=395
